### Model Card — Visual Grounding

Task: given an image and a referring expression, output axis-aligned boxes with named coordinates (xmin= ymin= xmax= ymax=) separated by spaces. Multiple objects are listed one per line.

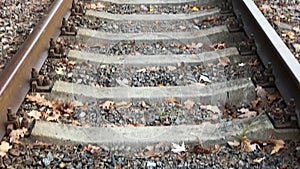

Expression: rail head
xmin=232 ymin=0 xmax=300 ymax=128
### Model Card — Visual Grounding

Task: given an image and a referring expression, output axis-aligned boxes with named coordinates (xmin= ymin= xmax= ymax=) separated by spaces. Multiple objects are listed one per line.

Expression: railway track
xmin=0 ymin=0 xmax=300 ymax=168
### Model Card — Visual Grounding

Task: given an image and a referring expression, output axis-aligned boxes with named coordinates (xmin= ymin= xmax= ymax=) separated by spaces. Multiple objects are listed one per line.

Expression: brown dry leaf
xmin=132 ymin=123 xmax=145 ymax=127
xmin=242 ymin=139 xmax=252 ymax=152
xmin=184 ymin=99 xmax=195 ymax=110
xmin=83 ymin=144 xmax=100 ymax=154
xmin=251 ymin=98 xmax=261 ymax=108
xmin=9 ymin=128 xmax=28 ymax=143
xmin=165 ymin=97 xmax=177 ymax=104
xmin=227 ymin=140 xmax=240 ymax=147
xmin=72 ymin=120 xmax=82 ymax=126
xmin=213 ymin=42 xmax=226 ymax=50
xmin=0 ymin=141 xmax=12 ymax=157
xmin=99 ymin=100 xmax=114 ymax=109
xmin=68 ymin=61 xmax=76 ymax=67
xmin=193 ymin=19 xmax=200 ymax=24
xmin=26 ymin=94 xmax=53 ymax=108
xmin=85 ymin=2 xmax=105 ymax=9
xmin=267 ymin=92 xmax=281 ymax=104
xmin=27 ymin=110 xmax=42 ymax=119
xmin=237 ymin=108 xmax=257 ymax=118
xmin=46 ymin=113 xmax=60 ymax=122
xmin=270 ymin=138 xmax=285 ymax=147
xmin=203 ymin=16 xmax=217 ymax=22
xmin=218 ymin=56 xmax=231 ymax=66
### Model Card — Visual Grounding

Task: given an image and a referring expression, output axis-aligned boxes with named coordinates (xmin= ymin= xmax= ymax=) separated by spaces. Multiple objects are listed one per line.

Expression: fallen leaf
xmin=251 ymin=98 xmax=261 ymax=108
xmin=139 ymin=101 xmax=150 ymax=108
xmin=227 ymin=140 xmax=240 ymax=147
xmin=0 ymin=141 xmax=12 ymax=157
xmin=242 ymin=139 xmax=252 ymax=152
xmin=68 ymin=61 xmax=76 ymax=67
xmin=55 ymin=67 xmax=66 ymax=75
xmin=213 ymin=42 xmax=226 ymax=50
xmin=27 ymin=110 xmax=42 ymax=119
xmin=26 ymin=94 xmax=53 ymax=108
xmin=253 ymin=157 xmax=265 ymax=163
xmin=193 ymin=144 xmax=211 ymax=154
xmin=203 ymin=16 xmax=217 ymax=22
xmin=99 ymin=100 xmax=114 ymax=109
xmin=271 ymin=144 xmax=284 ymax=155
xmin=149 ymin=7 xmax=154 ymax=12
xmin=83 ymin=144 xmax=100 ymax=154
xmin=67 ymin=73 xmax=73 ymax=78
xmin=186 ymin=42 xmax=203 ymax=49
xmin=184 ymin=99 xmax=195 ymax=110
xmin=218 ymin=56 xmax=231 ymax=66
xmin=140 ymin=5 xmax=148 ymax=11
xmin=287 ymin=31 xmax=295 ymax=40
xmin=72 ymin=120 xmax=82 ymax=126
xmin=165 ymin=97 xmax=177 ymax=104
xmin=200 ymin=105 xmax=220 ymax=114
xmin=237 ymin=108 xmax=257 ymax=118
xmin=9 ymin=128 xmax=28 ymax=143
xmin=270 ymin=138 xmax=285 ymax=147
xmin=192 ymin=6 xmax=199 ymax=11
xmin=46 ymin=113 xmax=60 ymax=122
xmin=267 ymin=92 xmax=281 ymax=104
xmin=171 ymin=142 xmax=186 ymax=153
xmin=193 ymin=19 xmax=200 ymax=24
xmin=132 ymin=123 xmax=145 ymax=127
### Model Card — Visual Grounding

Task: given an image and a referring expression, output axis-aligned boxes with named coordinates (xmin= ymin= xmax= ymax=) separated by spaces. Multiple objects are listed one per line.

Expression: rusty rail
xmin=232 ymin=0 xmax=300 ymax=128
xmin=0 ymin=0 xmax=72 ymax=138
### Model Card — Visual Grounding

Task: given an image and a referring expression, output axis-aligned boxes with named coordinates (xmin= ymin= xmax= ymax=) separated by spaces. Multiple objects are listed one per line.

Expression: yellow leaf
xmin=149 ymin=7 xmax=154 ymax=12
xmin=192 ymin=6 xmax=199 ymax=11
xmin=287 ymin=32 xmax=295 ymax=40
xmin=271 ymin=144 xmax=284 ymax=155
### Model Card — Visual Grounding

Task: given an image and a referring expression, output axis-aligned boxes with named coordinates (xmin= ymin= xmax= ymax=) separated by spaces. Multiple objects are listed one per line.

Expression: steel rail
xmin=232 ymin=0 xmax=300 ymax=128
xmin=0 ymin=0 xmax=72 ymax=138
